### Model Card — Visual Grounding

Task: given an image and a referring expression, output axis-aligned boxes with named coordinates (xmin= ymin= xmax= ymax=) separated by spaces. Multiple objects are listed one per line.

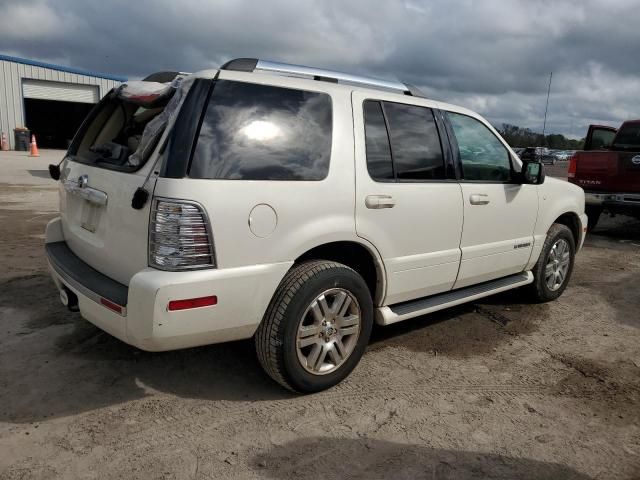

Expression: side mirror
xmin=521 ymin=160 xmax=545 ymax=185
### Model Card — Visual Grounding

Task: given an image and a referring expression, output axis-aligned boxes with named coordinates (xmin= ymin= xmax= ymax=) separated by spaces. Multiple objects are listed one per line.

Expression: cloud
xmin=1 ymin=0 xmax=639 ymax=138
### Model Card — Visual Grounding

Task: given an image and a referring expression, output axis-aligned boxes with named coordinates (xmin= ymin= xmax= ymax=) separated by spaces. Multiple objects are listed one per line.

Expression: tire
xmin=528 ymin=223 xmax=576 ymax=302
xmin=585 ymin=206 xmax=602 ymax=232
xmin=255 ymin=260 xmax=373 ymax=393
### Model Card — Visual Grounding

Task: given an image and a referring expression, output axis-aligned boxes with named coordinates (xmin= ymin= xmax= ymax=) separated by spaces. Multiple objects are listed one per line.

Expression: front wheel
xmin=255 ymin=260 xmax=373 ymax=393
xmin=528 ymin=223 xmax=576 ymax=302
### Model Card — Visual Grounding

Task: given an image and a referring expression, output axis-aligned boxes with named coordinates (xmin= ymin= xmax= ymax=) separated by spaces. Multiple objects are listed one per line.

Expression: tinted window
xmin=190 ymin=80 xmax=332 ymax=180
xmin=591 ymin=128 xmax=616 ymax=149
xmin=613 ymin=123 xmax=640 ymax=149
xmin=363 ymin=100 xmax=394 ymax=181
xmin=447 ymin=112 xmax=511 ymax=182
xmin=384 ymin=102 xmax=445 ymax=180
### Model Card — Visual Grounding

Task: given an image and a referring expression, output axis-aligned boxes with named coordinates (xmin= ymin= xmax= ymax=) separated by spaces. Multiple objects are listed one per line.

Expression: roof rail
xmin=220 ymin=58 xmax=425 ymax=97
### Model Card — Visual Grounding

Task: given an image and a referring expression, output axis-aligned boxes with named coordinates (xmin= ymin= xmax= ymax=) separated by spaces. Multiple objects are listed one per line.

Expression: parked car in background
xmin=521 ymin=147 xmax=556 ymax=165
xmin=552 ymin=150 xmax=572 ymax=161
xmin=44 ymin=58 xmax=587 ymax=392
xmin=513 ymin=147 xmax=525 ymax=158
xmin=569 ymin=121 xmax=640 ymax=230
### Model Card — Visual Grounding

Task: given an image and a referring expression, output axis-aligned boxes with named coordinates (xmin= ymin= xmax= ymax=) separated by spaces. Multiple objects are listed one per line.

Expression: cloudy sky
xmin=2 ymin=0 xmax=639 ymax=138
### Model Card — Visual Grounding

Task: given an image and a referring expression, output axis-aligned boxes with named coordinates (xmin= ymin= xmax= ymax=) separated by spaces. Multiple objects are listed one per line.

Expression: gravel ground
xmin=0 ymin=152 xmax=639 ymax=479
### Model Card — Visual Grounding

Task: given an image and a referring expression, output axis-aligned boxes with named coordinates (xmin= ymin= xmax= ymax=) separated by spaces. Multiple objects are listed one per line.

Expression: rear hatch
xmin=58 ymin=77 xmax=188 ymax=285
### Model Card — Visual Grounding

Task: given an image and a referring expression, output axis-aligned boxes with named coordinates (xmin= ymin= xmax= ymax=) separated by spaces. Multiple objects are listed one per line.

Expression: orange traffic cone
xmin=0 ymin=132 xmax=8 ymax=151
xmin=29 ymin=134 xmax=40 ymax=157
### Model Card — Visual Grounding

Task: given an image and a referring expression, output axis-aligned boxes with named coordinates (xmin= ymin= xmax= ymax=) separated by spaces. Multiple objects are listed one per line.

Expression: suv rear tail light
xmin=568 ymin=153 xmax=577 ymax=178
xmin=149 ymin=198 xmax=216 ymax=271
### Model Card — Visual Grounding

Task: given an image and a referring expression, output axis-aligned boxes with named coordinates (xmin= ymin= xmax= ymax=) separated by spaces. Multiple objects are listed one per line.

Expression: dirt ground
xmin=0 ymin=155 xmax=639 ymax=479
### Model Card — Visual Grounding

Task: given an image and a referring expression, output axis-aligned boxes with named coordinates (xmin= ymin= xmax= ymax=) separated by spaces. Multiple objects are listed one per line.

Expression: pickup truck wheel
xmin=585 ymin=206 xmax=602 ymax=232
xmin=529 ymin=224 xmax=576 ymax=302
xmin=255 ymin=260 xmax=373 ymax=393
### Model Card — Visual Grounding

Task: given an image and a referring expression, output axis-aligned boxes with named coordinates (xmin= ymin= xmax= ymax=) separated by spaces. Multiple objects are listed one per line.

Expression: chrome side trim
xmin=46 ymin=256 xmax=127 ymax=317
xmin=255 ymin=60 xmax=409 ymax=93
xmin=63 ymin=179 xmax=108 ymax=206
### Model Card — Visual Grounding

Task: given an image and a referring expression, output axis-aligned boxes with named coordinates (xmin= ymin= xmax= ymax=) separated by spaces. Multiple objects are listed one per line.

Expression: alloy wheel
xmin=296 ymin=288 xmax=361 ymax=375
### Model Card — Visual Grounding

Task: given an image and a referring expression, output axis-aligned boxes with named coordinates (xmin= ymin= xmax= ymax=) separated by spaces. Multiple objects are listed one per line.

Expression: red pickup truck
xmin=568 ymin=120 xmax=640 ymax=231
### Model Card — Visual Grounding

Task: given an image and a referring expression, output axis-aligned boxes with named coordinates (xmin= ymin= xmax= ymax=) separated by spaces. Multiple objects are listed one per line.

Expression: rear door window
xmin=384 ymin=102 xmax=445 ymax=180
xmin=363 ymin=100 xmax=446 ymax=181
xmin=190 ymin=80 xmax=332 ymax=180
xmin=363 ymin=100 xmax=394 ymax=181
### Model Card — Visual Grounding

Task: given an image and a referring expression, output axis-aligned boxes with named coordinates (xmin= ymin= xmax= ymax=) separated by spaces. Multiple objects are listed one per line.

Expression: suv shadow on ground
xmin=251 ymin=437 xmax=593 ymax=479
xmin=1 ymin=272 xmax=549 ymax=423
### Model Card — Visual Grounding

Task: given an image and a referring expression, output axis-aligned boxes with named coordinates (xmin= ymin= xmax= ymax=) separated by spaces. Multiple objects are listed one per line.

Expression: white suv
xmin=45 ymin=58 xmax=588 ymax=392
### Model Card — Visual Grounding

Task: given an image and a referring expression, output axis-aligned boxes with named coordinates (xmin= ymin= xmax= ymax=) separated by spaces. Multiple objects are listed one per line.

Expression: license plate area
xmin=80 ymin=201 xmax=102 ymax=233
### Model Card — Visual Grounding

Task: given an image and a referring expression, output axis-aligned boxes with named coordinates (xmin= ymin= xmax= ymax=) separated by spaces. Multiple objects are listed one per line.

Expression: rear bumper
xmin=585 ymin=191 xmax=640 ymax=208
xmin=45 ymin=217 xmax=291 ymax=351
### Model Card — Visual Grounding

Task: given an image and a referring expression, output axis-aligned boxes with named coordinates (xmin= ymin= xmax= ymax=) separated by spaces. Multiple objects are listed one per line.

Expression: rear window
xmin=189 ymin=80 xmax=332 ymax=181
xmin=613 ymin=123 xmax=640 ymax=149
xmin=69 ymin=81 xmax=179 ymax=171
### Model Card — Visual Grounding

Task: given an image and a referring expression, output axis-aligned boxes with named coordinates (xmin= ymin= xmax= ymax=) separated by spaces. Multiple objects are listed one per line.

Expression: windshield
xmin=613 ymin=123 xmax=640 ymax=150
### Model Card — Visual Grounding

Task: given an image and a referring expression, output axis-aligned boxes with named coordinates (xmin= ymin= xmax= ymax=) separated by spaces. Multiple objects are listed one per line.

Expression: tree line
xmin=496 ymin=123 xmax=584 ymax=150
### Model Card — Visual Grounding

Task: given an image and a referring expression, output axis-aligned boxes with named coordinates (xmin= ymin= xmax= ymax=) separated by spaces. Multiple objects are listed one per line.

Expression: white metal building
xmin=0 ymin=54 xmax=126 ymax=149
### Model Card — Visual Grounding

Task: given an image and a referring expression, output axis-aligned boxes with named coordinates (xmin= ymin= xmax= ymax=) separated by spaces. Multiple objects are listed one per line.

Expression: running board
xmin=375 ymin=272 xmax=533 ymax=326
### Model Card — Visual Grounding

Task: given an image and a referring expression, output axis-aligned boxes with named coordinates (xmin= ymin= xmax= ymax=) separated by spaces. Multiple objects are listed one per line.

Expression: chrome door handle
xmin=365 ymin=195 xmax=396 ymax=209
xmin=469 ymin=193 xmax=490 ymax=205
xmin=63 ymin=178 xmax=108 ymax=206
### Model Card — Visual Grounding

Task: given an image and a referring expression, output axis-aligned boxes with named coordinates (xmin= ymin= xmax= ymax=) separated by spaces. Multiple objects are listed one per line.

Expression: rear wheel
xmin=529 ymin=223 xmax=576 ymax=302
xmin=585 ymin=206 xmax=602 ymax=232
xmin=255 ymin=260 xmax=373 ymax=393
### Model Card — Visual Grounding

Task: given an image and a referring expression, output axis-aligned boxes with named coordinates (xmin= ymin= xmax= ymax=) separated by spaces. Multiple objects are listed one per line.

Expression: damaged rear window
xmin=68 ymin=78 xmax=187 ymax=171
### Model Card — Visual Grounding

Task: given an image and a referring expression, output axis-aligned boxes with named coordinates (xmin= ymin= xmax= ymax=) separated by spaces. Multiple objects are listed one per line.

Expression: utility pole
xmin=542 ymin=72 xmax=553 ymax=143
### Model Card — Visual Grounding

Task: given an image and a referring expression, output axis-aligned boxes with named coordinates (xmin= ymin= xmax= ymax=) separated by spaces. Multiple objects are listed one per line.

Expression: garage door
xmin=22 ymin=80 xmax=99 ymax=104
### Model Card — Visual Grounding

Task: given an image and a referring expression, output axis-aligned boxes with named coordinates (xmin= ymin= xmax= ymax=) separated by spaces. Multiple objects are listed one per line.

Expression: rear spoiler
xmin=143 ymin=71 xmax=190 ymax=83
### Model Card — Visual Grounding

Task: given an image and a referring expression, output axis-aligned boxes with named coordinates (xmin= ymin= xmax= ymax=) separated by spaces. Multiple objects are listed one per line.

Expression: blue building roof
xmin=0 ymin=53 xmax=128 ymax=82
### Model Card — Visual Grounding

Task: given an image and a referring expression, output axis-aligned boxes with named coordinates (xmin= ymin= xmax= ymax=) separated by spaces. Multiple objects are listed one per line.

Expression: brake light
xmin=149 ymin=198 xmax=216 ymax=271
xmin=168 ymin=295 xmax=218 ymax=311
xmin=568 ymin=153 xmax=577 ymax=178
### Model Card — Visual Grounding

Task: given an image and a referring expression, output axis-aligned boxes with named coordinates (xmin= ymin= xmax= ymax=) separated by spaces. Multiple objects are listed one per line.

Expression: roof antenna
xmin=542 ymin=72 xmax=553 ymax=141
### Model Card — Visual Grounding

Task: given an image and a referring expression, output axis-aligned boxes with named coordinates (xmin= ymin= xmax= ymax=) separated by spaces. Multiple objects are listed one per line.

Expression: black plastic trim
xmin=161 ymin=78 xmax=215 ymax=178
xmin=46 ymin=241 xmax=128 ymax=307
xmin=433 ymin=109 xmax=457 ymax=180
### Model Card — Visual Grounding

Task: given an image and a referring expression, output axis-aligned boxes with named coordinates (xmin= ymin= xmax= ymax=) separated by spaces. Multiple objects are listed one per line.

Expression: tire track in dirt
xmin=106 ymin=377 xmax=552 ymax=450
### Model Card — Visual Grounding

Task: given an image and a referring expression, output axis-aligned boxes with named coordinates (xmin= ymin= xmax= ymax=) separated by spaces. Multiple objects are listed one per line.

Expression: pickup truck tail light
xmin=149 ymin=198 xmax=216 ymax=271
xmin=568 ymin=153 xmax=577 ymax=178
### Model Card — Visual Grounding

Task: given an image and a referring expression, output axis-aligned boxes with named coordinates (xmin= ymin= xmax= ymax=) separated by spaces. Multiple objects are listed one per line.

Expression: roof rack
xmin=220 ymin=58 xmax=426 ymax=97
